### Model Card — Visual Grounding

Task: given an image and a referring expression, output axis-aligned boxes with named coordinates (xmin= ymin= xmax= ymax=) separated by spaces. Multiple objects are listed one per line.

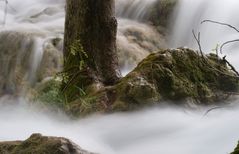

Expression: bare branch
xmin=192 ymin=29 xmax=204 ymax=56
xmin=192 ymin=28 xmax=239 ymax=79
xmin=201 ymin=20 xmax=239 ymax=33
xmin=3 ymin=0 xmax=8 ymax=25
xmin=203 ymin=106 xmax=223 ymax=117
xmin=220 ymin=39 xmax=239 ymax=54
xmin=0 ymin=0 xmax=17 ymax=26
xmin=223 ymin=56 xmax=239 ymax=76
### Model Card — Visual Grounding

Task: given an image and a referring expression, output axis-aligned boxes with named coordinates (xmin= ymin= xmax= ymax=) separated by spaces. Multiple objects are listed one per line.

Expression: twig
xmin=3 ymin=0 xmax=7 ymax=25
xmin=223 ymin=56 xmax=239 ymax=76
xmin=201 ymin=19 xmax=239 ymax=54
xmin=192 ymin=29 xmax=239 ymax=79
xmin=192 ymin=30 xmax=203 ymax=56
xmin=223 ymin=92 xmax=239 ymax=95
xmin=201 ymin=20 xmax=239 ymax=33
xmin=220 ymin=39 xmax=239 ymax=54
xmin=203 ymin=106 xmax=223 ymax=116
xmin=0 ymin=0 xmax=17 ymax=25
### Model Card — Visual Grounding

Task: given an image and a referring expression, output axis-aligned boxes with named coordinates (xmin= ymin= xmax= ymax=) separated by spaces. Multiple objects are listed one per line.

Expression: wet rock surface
xmin=231 ymin=142 xmax=239 ymax=154
xmin=66 ymin=48 xmax=239 ymax=116
xmin=0 ymin=134 xmax=95 ymax=154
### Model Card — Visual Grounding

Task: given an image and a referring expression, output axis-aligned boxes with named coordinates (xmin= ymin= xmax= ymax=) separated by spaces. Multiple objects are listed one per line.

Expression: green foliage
xmin=69 ymin=39 xmax=88 ymax=70
xmin=34 ymin=79 xmax=65 ymax=108
xmin=62 ymin=39 xmax=89 ymax=103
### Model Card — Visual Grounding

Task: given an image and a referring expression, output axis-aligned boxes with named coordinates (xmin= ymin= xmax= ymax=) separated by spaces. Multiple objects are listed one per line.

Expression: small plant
xmin=34 ymin=79 xmax=65 ymax=108
xmin=61 ymin=39 xmax=89 ymax=102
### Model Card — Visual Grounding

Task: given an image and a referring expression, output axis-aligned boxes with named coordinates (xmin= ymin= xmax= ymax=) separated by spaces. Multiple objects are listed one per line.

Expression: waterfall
xmin=0 ymin=0 xmax=164 ymax=90
xmin=116 ymin=0 xmax=167 ymax=74
xmin=116 ymin=0 xmax=157 ymax=21
xmin=0 ymin=0 xmax=65 ymax=95
xmin=0 ymin=1 xmax=238 ymax=154
xmin=169 ymin=0 xmax=239 ymax=69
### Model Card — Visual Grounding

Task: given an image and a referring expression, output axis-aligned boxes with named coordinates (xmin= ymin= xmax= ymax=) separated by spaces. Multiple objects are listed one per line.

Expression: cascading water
xmin=0 ymin=0 xmax=65 ymax=95
xmin=170 ymin=0 xmax=239 ymax=69
xmin=0 ymin=0 xmax=239 ymax=154
xmin=116 ymin=0 xmax=157 ymax=20
xmin=1 ymin=98 xmax=239 ymax=154
xmin=116 ymin=0 xmax=167 ymax=75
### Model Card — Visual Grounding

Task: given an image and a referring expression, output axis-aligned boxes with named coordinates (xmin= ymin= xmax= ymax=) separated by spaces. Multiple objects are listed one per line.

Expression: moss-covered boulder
xmin=231 ymin=142 xmax=239 ymax=154
xmin=0 ymin=134 xmax=94 ymax=154
xmin=66 ymin=48 xmax=239 ymax=116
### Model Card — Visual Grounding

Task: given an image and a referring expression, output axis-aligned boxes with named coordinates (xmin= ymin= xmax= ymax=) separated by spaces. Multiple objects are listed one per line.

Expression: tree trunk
xmin=64 ymin=0 xmax=121 ymax=87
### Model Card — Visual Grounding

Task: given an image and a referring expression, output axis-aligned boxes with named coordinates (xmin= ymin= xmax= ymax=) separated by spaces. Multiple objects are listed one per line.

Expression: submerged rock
xmin=0 ymin=134 xmax=94 ymax=154
xmin=66 ymin=48 xmax=239 ymax=116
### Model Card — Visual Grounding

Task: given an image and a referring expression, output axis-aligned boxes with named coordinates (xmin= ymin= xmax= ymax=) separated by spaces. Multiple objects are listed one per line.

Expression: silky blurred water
xmin=0 ymin=97 xmax=239 ymax=154
xmin=0 ymin=0 xmax=239 ymax=154
xmin=170 ymin=0 xmax=239 ymax=69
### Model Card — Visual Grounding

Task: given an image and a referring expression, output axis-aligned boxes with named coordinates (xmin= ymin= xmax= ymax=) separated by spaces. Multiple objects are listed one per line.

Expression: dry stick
xmin=223 ymin=56 xmax=239 ymax=76
xmin=201 ymin=20 xmax=239 ymax=33
xmin=192 ymin=30 xmax=207 ymax=63
xmin=203 ymin=106 xmax=223 ymax=117
xmin=3 ymin=0 xmax=7 ymax=25
xmin=201 ymin=20 xmax=239 ymax=76
xmin=0 ymin=0 xmax=17 ymax=26
xmin=192 ymin=29 xmax=239 ymax=79
xmin=220 ymin=39 xmax=239 ymax=54
xmin=192 ymin=30 xmax=203 ymax=55
xmin=224 ymin=92 xmax=239 ymax=95
xmin=201 ymin=20 xmax=239 ymax=54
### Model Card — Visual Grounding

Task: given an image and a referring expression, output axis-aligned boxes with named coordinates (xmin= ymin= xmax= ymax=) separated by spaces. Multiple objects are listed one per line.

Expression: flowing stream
xmin=0 ymin=0 xmax=239 ymax=154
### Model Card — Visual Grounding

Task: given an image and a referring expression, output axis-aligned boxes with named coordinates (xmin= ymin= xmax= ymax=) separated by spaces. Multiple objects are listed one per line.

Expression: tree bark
xmin=64 ymin=0 xmax=121 ymax=87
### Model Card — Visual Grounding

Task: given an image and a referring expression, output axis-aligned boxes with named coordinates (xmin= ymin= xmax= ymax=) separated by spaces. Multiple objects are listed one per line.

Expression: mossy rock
xmin=0 ymin=134 xmax=94 ymax=154
xmin=231 ymin=142 xmax=239 ymax=154
xmin=114 ymin=48 xmax=238 ymax=108
xmin=66 ymin=48 xmax=239 ymax=116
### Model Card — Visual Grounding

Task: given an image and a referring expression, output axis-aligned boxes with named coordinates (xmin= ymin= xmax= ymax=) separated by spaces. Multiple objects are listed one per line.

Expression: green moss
xmin=34 ymin=79 xmax=65 ymax=108
xmin=0 ymin=141 xmax=21 ymax=154
xmin=231 ymin=142 xmax=239 ymax=154
xmin=11 ymin=134 xmax=65 ymax=154
xmin=66 ymin=48 xmax=239 ymax=116
xmin=0 ymin=134 xmax=91 ymax=154
xmin=119 ymin=48 xmax=238 ymax=104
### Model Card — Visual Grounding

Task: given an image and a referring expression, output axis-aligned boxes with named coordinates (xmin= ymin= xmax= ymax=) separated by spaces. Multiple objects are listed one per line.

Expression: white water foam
xmin=0 ymin=97 xmax=239 ymax=154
